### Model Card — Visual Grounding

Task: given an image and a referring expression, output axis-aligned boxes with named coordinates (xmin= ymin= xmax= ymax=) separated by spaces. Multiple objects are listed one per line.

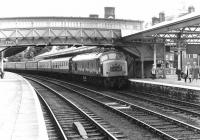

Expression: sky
xmin=0 ymin=0 xmax=200 ymax=22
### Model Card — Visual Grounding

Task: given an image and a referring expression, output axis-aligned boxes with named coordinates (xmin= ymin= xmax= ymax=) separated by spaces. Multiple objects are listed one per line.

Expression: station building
xmin=151 ymin=6 xmax=199 ymax=76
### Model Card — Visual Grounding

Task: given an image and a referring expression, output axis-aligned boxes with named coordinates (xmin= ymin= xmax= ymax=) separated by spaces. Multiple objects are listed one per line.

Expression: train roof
xmin=15 ymin=61 xmax=26 ymax=63
xmin=72 ymin=52 xmax=103 ymax=61
xmin=51 ymin=57 xmax=72 ymax=62
xmin=6 ymin=61 xmax=17 ymax=63
xmin=26 ymin=60 xmax=39 ymax=63
xmin=38 ymin=59 xmax=52 ymax=62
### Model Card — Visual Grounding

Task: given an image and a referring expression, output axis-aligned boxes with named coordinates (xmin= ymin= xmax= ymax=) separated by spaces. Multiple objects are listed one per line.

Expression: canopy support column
xmin=176 ymin=32 xmax=182 ymax=81
xmin=163 ymin=42 xmax=166 ymax=79
xmin=177 ymin=40 xmax=181 ymax=70
xmin=153 ymin=43 xmax=157 ymax=67
xmin=141 ymin=55 xmax=144 ymax=78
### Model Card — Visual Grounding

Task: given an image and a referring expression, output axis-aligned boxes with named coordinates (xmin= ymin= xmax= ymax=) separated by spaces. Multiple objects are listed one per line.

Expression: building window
xmin=187 ymin=54 xmax=193 ymax=58
xmin=193 ymin=54 xmax=197 ymax=58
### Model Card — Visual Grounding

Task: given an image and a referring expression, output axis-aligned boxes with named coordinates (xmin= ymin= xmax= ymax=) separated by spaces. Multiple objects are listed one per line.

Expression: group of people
xmin=151 ymin=62 xmax=200 ymax=82
xmin=182 ymin=62 xmax=199 ymax=83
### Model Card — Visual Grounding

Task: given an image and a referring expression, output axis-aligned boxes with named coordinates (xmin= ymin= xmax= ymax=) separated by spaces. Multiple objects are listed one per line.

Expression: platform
xmin=130 ymin=75 xmax=200 ymax=90
xmin=129 ymin=74 xmax=200 ymax=107
xmin=0 ymin=72 xmax=48 ymax=140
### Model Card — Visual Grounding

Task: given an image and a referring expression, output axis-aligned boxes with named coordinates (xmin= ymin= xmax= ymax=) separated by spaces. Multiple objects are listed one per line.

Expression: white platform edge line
xmin=129 ymin=79 xmax=200 ymax=91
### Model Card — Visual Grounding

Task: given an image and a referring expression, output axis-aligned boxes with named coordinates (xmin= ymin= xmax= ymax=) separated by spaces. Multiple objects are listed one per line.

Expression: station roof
xmin=35 ymin=46 xmax=98 ymax=60
xmin=123 ymin=11 xmax=200 ymax=45
xmin=4 ymin=46 xmax=27 ymax=57
xmin=72 ymin=52 xmax=102 ymax=61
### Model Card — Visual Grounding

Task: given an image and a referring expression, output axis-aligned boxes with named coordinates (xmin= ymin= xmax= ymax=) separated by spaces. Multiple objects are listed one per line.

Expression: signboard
xmin=186 ymin=44 xmax=200 ymax=54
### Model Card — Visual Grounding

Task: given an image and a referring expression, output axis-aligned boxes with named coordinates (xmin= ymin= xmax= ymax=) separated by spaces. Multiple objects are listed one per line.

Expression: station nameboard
xmin=186 ymin=44 xmax=200 ymax=54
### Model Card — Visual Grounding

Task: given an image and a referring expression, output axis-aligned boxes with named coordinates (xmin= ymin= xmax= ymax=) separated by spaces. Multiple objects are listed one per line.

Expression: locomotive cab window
xmin=108 ymin=53 xmax=125 ymax=60
xmin=100 ymin=55 xmax=108 ymax=62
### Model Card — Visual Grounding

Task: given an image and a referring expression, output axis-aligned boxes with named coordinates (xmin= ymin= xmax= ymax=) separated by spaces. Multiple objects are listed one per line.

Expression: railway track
xmin=24 ymin=74 xmax=200 ymax=140
xmin=26 ymin=76 xmax=127 ymax=140
xmin=37 ymin=91 xmax=67 ymax=140
xmin=114 ymin=89 xmax=200 ymax=118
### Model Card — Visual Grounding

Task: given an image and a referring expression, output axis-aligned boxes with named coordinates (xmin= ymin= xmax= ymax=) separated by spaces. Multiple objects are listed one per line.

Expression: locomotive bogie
xmin=103 ymin=76 xmax=127 ymax=89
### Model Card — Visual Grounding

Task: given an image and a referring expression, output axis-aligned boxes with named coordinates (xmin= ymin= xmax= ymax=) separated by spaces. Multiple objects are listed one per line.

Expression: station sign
xmin=186 ymin=44 xmax=200 ymax=54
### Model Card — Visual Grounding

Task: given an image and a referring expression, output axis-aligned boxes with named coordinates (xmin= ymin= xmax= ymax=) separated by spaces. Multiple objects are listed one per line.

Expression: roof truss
xmin=123 ymin=13 xmax=200 ymax=44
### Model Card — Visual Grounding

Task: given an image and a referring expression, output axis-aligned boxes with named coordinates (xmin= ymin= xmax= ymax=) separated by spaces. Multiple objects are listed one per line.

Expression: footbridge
xmin=0 ymin=17 xmax=142 ymax=54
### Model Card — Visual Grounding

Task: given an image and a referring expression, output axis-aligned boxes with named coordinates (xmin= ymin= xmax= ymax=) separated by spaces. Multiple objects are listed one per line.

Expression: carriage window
xmin=100 ymin=55 xmax=108 ymax=62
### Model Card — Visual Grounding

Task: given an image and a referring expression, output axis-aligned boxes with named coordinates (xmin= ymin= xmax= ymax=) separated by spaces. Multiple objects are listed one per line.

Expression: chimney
xmin=188 ymin=6 xmax=195 ymax=13
xmin=104 ymin=7 xmax=115 ymax=19
xmin=159 ymin=12 xmax=165 ymax=22
xmin=152 ymin=17 xmax=159 ymax=25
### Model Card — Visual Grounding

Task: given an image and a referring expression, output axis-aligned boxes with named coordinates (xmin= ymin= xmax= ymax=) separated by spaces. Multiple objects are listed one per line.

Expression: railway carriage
xmin=38 ymin=59 xmax=52 ymax=72
xmin=51 ymin=57 xmax=71 ymax=73
xmin=4 ymin=62 xmax=16 ymax=69
xmin=15 ymin=62 xmax=26 ymax=70
xmin=26 ymin=61 xmax=38 ymax=71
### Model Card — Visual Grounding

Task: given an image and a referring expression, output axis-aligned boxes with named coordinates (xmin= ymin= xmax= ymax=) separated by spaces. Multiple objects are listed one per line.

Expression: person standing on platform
xmin=151 ymin=64 xmax=156 ymax=80
xmin=183 ymin=62 xmax=192 ymax=83
xmin=192 ymin=62 xmax=199 ymax=82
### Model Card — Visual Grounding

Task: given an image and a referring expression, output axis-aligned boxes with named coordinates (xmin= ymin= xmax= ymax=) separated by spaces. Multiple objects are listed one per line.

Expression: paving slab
xmin=0 ymin=72 xmax=48 ymax=140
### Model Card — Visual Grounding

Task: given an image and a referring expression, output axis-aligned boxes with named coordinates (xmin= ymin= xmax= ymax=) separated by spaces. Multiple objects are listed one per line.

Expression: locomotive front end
xmin=103 ymin=60 xmax=127 ymax=77
xmin=100 ymin=51 xmax=128 ymax=88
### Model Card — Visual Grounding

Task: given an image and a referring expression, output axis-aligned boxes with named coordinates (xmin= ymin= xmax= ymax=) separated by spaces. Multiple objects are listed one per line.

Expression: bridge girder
xmin=0 ymin=27 xmax=121 ymax=47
